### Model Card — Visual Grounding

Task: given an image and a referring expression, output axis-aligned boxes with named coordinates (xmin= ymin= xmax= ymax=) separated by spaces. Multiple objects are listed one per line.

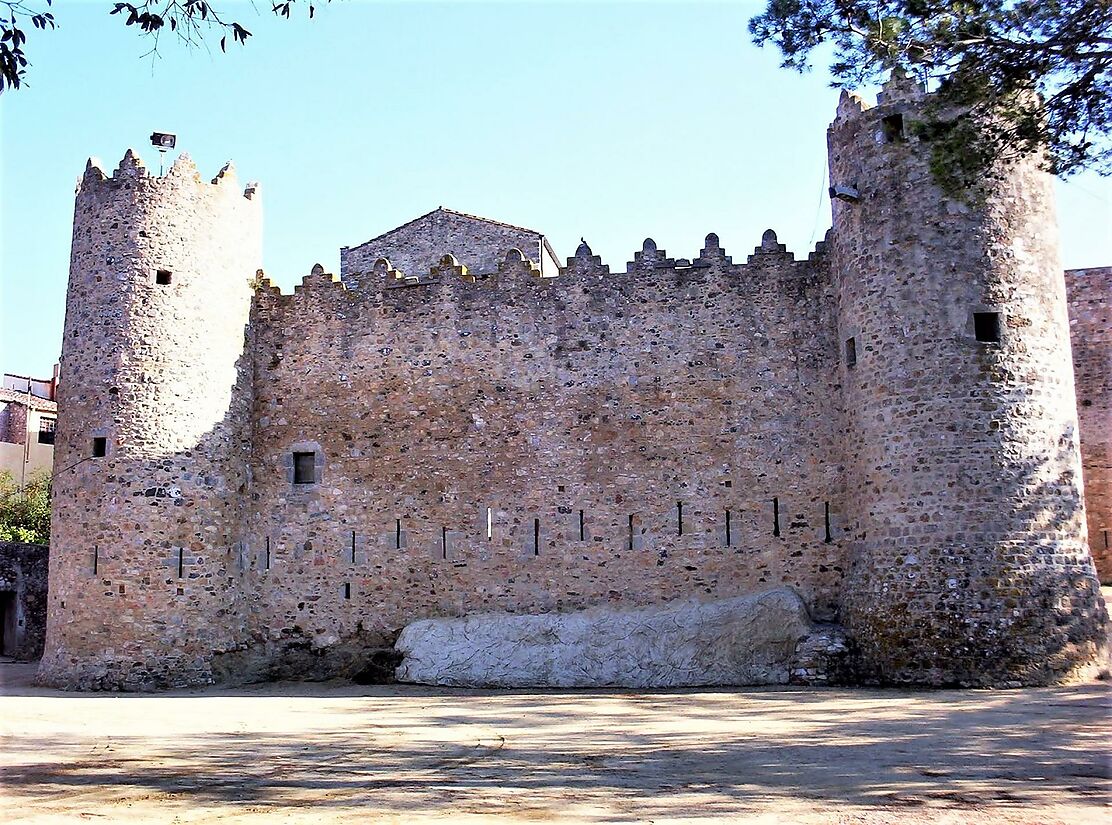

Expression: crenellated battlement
xmin=830 ymin=69 xmax=927 ymax=128
xmin=77 ymin=149 xmax=260 ymax=202
xmin=257 ymin=227 xmax=828 ymax=310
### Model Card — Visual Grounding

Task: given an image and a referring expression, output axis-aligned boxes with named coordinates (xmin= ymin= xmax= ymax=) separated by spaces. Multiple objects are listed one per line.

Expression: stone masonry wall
xmin=0 ymin=400 xmax=27 ymax=445
xmin=1067 ymin=267 xmax=1111 ymax=581
xmin=341 ymin=208 xmax=557 ymax=283
xmin=39 ymin=152 xmax=262 ymax=690
xmin=0 ymin=541 xmax=48 ymax=660
xmin=40 ymin=81 xmax=1110 ymax=689
xmin=240 ymin=231 xmax=847 ymax=660
xmin=830 ymin=75 xmax=1106 ymax=686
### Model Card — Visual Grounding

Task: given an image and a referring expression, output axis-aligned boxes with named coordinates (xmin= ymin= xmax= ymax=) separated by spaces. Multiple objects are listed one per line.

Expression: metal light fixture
xmin=829 ymin=184 xmax=861 ymax=203
xmin=149 ymin=132 xmax=177 ymax=175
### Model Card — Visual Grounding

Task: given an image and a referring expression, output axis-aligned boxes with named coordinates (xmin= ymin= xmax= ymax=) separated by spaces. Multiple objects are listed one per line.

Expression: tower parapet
xmin=40 ymin=151 xmax=262 ymax=689
xmin=829 ymin=74 xmax=1107 ymax=684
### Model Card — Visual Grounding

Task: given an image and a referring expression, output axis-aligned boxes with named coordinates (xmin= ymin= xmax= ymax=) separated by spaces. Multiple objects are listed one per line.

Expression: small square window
xmin=845 ymin=336 xmax=857 ymax=366
xmin=92 ymin=437 xmax=107 ymax=458
xmin=38 ymin=418 xmax=56 ymax=445
xmin=156 ymin=269 xmax=172 ymax=285
xmin=293 ymin=451 xmax=316 ymax=484
xmin=882 ymin=113 xmax=905 ymax=143
xmin=974 ymin=312 xmax=1001 ymax=343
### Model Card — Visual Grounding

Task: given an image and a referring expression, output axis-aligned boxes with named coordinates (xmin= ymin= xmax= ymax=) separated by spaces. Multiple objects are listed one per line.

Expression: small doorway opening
xmin=0 ymin=591 xmax=17 ymax=657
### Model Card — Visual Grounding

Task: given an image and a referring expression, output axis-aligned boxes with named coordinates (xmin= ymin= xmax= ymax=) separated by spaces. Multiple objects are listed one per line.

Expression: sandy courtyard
xmin=0 ymin=661 xmax=1108 ymax=824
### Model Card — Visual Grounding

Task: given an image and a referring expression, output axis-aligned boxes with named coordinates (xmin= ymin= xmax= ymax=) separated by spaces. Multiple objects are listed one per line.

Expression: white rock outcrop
xmin=394 ymin=588 xmax=816 ymax=688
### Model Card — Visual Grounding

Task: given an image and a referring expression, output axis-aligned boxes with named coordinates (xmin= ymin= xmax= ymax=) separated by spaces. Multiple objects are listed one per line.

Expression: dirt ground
xmin=1 ymin=661 xmax=1109 ymax=824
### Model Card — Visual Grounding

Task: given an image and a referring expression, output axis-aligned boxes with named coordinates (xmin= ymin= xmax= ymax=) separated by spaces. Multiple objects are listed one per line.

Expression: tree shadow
xmin=2 ymin=682 xmax=1108 ymax=818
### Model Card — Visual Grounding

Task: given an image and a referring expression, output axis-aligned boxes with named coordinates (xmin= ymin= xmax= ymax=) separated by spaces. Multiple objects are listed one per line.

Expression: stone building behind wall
xmin=39 ymin=75 xmax=1109 ymax=691
xmin=0 ymin=369 xmax=58 ymax=481
xmin=342 ymin=207 xmax=562 ymax=284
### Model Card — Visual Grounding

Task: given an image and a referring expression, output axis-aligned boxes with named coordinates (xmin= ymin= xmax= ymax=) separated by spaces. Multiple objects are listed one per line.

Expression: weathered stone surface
xmin=1066 ymin=266 xmax=1111 ymax=582
xmin=40 ymin=75 xmax=1109 ymax=691
xmin=830 ymin=75 xmax=1107 ymax=686
xmin=211 ymin=628 xmax=398 ymax=686
xmin=0 ymin=541 xmax=48 ymax=661
xmin=395 ymin=589 xmax=825 ymax=688
xmin=39 ymin=152 xmax=261 ymax=691
xmin=342 ymin=207 xmax=561 ymax=283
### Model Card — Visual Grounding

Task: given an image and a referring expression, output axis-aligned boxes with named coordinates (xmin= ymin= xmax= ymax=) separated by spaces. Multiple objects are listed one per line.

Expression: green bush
xmin=0 ymin=470 xmax=51 ymax=545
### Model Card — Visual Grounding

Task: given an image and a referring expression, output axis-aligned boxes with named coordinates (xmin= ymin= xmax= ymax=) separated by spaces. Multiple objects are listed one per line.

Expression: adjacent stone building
xmin=342 ymin=207 xmax=562 ymax=284
xmin=39 ymin=75 xmax=1109 ymax=690
xmin=0 ymin=369 xmax=58 ymax=481
xmin=0 ymin=541 xmax=49 ymax=661
xmin=1067 ymin=266 xmax=1111 ymax=578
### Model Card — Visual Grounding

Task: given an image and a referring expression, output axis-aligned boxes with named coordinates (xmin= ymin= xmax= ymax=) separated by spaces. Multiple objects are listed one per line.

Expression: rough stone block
xmin=395 ymin=588 xmax=824 ymax=688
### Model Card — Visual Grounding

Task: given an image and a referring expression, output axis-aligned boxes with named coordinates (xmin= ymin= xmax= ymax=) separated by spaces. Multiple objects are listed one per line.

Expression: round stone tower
xmin=829 ymin=74 xmax=1108 ymax=685
xmin=38 ymin=151 xmax=262 ymax=690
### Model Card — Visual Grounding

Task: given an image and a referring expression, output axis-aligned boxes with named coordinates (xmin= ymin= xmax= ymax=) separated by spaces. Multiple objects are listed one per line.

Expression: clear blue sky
xmin=2 ymin=1 xmax=1109 ymax=379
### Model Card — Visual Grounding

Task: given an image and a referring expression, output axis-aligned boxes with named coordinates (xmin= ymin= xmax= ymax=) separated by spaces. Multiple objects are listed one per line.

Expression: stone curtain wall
xmin=829 ymin=75 xmax=1107 ymax=685
xmin=242 ymin=232 xmax=846 ymax=657
xmin=0 ymin=399 xmax=28 ymax=445
xmin=1066 ymin=267 xmax=1112 ymax=581
xmin=0 ymin=541 xmax=48 ymax=660
xmin=341 ymin=208 xmax=551 ymax=283
xmin=39 ymin=153 xmax=262 ymax=690
xmin=39 ymin=82 xmax=1110 ymax=690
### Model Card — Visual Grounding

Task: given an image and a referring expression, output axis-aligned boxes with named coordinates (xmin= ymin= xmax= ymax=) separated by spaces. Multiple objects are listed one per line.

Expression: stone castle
xmin=40 ymin=74 xmax=1110 ymax=690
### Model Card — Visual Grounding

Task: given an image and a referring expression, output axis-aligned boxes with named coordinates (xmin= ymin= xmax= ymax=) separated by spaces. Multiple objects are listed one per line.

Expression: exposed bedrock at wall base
xmin=394 ymin=588 xmax=846 ymax=688
xmin=210 ymin=628 xmax=400 ymax=686
xmin=37 ymin=629 xmax=402 ymax=691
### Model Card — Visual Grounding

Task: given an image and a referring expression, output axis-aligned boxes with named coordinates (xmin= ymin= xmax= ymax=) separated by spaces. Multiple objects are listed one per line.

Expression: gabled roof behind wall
xmin=348 ymin=207 xmax=544 ymax=250
xmin=346 ymin=207 xmax=560 ymax=265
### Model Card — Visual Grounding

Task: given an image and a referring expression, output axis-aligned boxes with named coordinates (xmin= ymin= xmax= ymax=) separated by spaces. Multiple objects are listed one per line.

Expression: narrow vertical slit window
xmin=677 ymin=501 xmax=683 ymax=537
xmin=486 ymin=507 xmax=493 ymax=541
xmin=350 ymin=530 xmax=356 ymax=563
xmin=845 ymin=336 xmax=857 ymax=367
xmin=395 ymin=519 xmax=401 ymax=549
xmin=773 ymin=497 xmax=781 ymax=537
xmin=92 ymin=545 xmax=98 ymax=575
xmin=824 ymin=502 xmax=833 ymax=543
xmin=628 ymin=514 xmax=635 ymax=551
xmin=725 ymin=509 xmax=732 ymax=547
xmin=177 ymin=547 xmax=184 ymax=578
xmin=343 ymin=582 xmax=351 ymax=600
xmin=441 ymin=526 xmax=448 ymax=560
xmin=579 ymin=509 xmax=585 ymax=541
xmin=265 ymin=536 xmax=271 ymax=570
xmin=533 ymin=518 xmax=540 ymax=556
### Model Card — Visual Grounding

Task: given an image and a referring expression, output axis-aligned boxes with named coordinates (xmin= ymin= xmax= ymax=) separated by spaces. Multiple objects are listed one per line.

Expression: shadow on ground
xmin=1 ymin=657 xmax=1109 ymax=821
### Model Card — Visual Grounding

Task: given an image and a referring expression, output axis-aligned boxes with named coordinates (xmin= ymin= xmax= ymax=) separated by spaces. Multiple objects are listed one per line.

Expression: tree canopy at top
xmin=3 ymin=1 xmax=1109 ymax=192
xmin=0 ymin=0 xmax=326 ymax=93
xmin=749 ymin=0 xmax=1111 ymax=190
